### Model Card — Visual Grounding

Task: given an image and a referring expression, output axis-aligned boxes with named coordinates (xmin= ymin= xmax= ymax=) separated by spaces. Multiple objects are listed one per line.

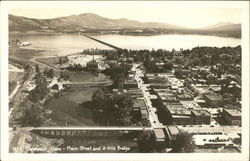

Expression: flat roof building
xmin=191 ymin=109 xmax=211 ymax=125
xmin=222 ymin=108 xmax=241 ymax=126
xmin=204 ymin=93 xmax=224 ymax=107
xmin=153 ymin=128 xmax=166 ymax=152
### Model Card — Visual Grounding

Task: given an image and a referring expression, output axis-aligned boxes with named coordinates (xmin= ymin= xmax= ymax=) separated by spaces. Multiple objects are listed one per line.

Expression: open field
xmin=44 ymin=88 xmax=101 ymax=126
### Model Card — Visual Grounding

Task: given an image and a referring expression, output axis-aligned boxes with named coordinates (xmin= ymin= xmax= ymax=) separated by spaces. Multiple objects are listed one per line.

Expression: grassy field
xmin=44 ymin=88 xmax=101 ymax=126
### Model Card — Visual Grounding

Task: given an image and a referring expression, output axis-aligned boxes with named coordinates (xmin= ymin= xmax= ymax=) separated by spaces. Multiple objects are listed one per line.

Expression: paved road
xmin=9 ymin=83 xmax=21 ymax=100
xmin=132 ymin=64 xmax=162 ymax=128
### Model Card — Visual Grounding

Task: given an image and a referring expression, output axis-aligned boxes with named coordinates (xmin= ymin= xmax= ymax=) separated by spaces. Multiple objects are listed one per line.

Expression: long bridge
xmin=29 ymin=126 xmax=154 ymax=138
xmin=81 ymin=33 xmax=123 ymax=51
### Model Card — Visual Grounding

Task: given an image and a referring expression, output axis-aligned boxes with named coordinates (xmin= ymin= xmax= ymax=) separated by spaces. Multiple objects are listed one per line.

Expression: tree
xmin=35 ymin=64 xmax=40 ymax=73
xmin=29 ymin=73 xmax=49 ymax=102
xmin=59 ymin=58 xmax=62 ymax=65
xmin=19 ymin=101 xmax=43 ymax=127
xmin=164 ymin=61 xmax=173 ymax=71
xmin=92 ymin=87 xmax=108 ymax=112
xmin=137 ymin=130 xmax=155 ymax=152
xmin=174 ymin=69 xmax=183 ymax=79
xmin=47 ymin=68 xmax=55 ymax=79
xmin=171 ymin=130 xmax=195 ymax=153
xmin=109 ymin=63 xmax=130 ymax=91
xmin=43 ymin=68 xmax=49 ymax=76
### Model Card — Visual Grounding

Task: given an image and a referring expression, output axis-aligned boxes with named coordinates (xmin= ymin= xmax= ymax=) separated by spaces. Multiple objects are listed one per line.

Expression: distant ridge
xmin=9 ymin=13 xmax=187 ymax=31
xmin=9 ymin=13 xmax=241 ymax=38
xmin=200 ymin=21 xmax=241 ymax=31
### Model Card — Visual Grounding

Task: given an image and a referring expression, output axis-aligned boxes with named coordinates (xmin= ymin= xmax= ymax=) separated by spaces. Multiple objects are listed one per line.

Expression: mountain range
xmin=9 ymin=13 xmax=241 ymax=38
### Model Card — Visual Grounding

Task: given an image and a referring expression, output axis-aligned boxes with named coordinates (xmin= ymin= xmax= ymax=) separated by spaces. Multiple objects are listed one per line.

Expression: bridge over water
xmin=81 ymin=34 xmax=123 ymax=51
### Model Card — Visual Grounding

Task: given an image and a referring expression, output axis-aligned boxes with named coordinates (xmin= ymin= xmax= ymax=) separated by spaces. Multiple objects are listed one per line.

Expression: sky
xmin=9 ymin=5 xmax=241 ymax=28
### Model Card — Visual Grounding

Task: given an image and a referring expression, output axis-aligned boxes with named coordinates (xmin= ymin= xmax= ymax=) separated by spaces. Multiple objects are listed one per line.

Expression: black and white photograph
xmin=0 ymin=1 xmax=249 ymax=161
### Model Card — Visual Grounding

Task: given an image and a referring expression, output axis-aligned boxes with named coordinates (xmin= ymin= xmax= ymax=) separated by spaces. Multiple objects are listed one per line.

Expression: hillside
xmin=9 ymin=13 xmax=241 ymax=38
xmin=9 ymin=13 xmax=186 ymax=32
xmin=200 ymin=22 xmax=241 ymax=31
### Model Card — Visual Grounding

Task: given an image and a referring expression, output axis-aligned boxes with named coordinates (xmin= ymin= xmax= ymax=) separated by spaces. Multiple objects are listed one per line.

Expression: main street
xmin=132 ymin=64 xmax=163 ymax=128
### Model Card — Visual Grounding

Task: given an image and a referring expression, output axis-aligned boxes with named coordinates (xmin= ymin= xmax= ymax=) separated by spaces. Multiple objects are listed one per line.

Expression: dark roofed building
xmin=153 ymin=128 xmax=166 ymax=152
xmin=126 ymin=88 xmax=143 ymax=98
xmin=204 ymin=93 xmax=224 ymax=107
xmin=132 ymin=99 xmax=147 ymax=120
xmin=124 ymin=79 xmax=138 ymax=88
xmin=191 ymin=109 xmax=211 ymax=125
xmin=86 ymin=60 xmax=99 ymax=70
xmin=172 ymin=115 xmax=193 ymax=125
xmin=165 ymin=126 xmax=179 ymax=147
xmin=164 ymin=103 xmax=193 ymax=125
xmin=222 ymin=108 xmax=241 ymax=126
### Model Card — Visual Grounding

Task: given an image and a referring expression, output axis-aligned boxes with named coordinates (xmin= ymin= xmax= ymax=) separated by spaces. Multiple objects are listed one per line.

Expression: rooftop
xmin=166 ymin=104 xmax=191 ymax=116
xmin=133 ymin=99 xmax=146 ymax=108
xmin=223 ymin=108 xmax=241 ymax=117
xmin=191 ymin=109 xmax=210 ymax=116
xmin=204 ymin=93 xmax=223 ymax=100
xmin=167 ymin=126 xmax=179 ymax=136
xmin=180 ymin=101 xmax=200 ymax=109
xmin=154 ymin=128 xmax=166 ymax=139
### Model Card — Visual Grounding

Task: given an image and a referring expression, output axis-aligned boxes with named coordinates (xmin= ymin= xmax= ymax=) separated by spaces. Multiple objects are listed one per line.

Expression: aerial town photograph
xmin=2 ymin=1 xmax=249 ymax=160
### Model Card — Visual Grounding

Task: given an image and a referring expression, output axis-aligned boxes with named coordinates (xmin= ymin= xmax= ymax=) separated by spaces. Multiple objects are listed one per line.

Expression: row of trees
xmin=20 ymin=65 xmax=50 ymax=127
xmin=66 ymin=63 xmax=87 ymax=71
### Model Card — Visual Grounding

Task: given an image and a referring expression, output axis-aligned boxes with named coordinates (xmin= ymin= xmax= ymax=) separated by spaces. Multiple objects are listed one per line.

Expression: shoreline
xmin=33 ymin=52 xmax=103 ymax=70
xmin=9 ymin=31 xmax=241 ymax=39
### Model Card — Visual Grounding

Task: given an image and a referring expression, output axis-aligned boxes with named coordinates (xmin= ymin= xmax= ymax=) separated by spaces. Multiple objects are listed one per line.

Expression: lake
xmin=9 ymin=33 xmax=241 ymax=57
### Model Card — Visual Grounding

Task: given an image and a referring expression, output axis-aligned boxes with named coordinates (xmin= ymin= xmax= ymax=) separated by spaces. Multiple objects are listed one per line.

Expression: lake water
xmin=9 ymin=33 xmax=241 ymax=57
